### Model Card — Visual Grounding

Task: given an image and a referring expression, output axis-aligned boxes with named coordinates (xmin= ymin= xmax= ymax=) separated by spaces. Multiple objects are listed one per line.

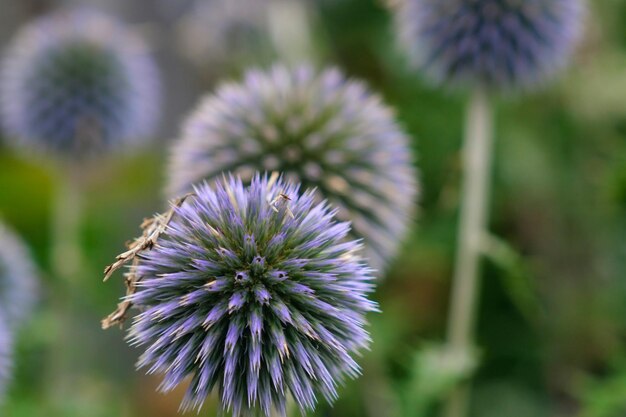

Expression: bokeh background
xmin=0 ymin=0 xmax=625 ymax=416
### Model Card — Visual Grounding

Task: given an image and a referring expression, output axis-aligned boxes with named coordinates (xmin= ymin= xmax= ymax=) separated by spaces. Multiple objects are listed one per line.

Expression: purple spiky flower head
xmin=167 ymin=64 xmax=418 ymax=272
xmin=127 ymin=173 xmax=377 ymax=416
xmin=396 ymin=0 xmax=584 ymax=91
xmin=0 ymin=317 xmax=12 ymax=402
xmin=0 ymin=8 xmax=161 ymax=158
xmin=0 ymin=223 xmax=38 ymax=330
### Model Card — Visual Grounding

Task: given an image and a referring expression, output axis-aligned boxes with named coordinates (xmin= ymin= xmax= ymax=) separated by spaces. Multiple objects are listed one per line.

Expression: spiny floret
xmin=0 ymin=223 xmax=38 ymax=330
xmin=396 ymin=0 xmax=584 ymax=91
xmin=127 ymin=174 xmax=378 ymax=416
xmin=0 ymin=8 xmax=160 ymax=157
xmin=167 ymin=64 xmax=417 ymax=272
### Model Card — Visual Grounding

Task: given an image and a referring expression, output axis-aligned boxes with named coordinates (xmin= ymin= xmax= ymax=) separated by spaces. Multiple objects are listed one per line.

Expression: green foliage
xmin=482 ymin=234 xmax=540 ymax=322
xmin=401 ymin=344 xmax=478 ymax=417
xmin=577 ymin=358 xmax=626 ymax=417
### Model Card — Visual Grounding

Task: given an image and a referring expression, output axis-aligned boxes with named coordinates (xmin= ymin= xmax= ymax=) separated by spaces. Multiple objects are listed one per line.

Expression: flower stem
xmin=267 ymin=0 xmax=316 ymax=64
xmin=444 ymin=88 xmax=494 ymax=417
xmin=51 ymin=169 xmax=83 ymax=283
xmin=48 ymin=166 xmax=84 ymax=404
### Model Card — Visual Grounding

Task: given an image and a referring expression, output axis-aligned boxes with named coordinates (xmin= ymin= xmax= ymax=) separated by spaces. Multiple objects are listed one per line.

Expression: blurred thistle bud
xmin=109 ymin=173 xmax=377 ymax=416
xmin=176 ymin=0 xmax=273 ymax=71
xmin=0 ymin=9 xmax=161 ymax=158
xmin=396 ymin=0 xmax=584 ymax=91
xmin=0 ymin=223 xmax=38 ymax=330
xmin=0 ymin=318 xmax=11 ymax=402
xmin=167 ymin=64 xmax=418 ymax=272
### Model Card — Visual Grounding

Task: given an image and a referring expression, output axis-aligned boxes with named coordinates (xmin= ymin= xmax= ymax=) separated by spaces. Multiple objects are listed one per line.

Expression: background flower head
xmin=176 ymin=0 xmax=273 ymax=70
xmin=0 ymin=223 xmax=38 ymax=330
xmin=0 ymin=317 xmax=12 ymax=402
xmin=0 ymin=8 xmax=161 ymax=158
xmin=396 ymin=0 xmax=585 ymax=91
xmin=127 ymin=174 xmax=377 ymax=416
xmin=167 ymin=64 xmax=418 ymax=272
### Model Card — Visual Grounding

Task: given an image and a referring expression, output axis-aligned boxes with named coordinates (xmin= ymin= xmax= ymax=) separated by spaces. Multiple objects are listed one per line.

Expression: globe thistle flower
xmin=0 ymin=317 xmax=12 ymax=401
xmin=104 ymin=173 xmax=377 ymax=416
xmin=0 ymin=223 xmax=38 ymax=330
xmin=176 ymin=0 xmax=322 ymax=69
xmin=0 ymin=8 xmax=161 ymax=158
xmin=176 ymin=0 xmax=273 ymax=70
xmin=167 ymin=64 xmax=417 ymax=272
xmin=396 ymin=0 xmax=584 ymax=91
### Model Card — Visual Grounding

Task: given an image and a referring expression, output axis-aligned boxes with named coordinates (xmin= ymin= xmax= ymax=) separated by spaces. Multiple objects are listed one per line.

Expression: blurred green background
xmin=1 ymin=0 xmax=626 ymax=416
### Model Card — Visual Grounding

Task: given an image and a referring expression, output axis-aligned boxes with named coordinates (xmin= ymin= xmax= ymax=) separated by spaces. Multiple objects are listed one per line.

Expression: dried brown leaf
xmin=101 ymin=193 xmax=194 ymax=329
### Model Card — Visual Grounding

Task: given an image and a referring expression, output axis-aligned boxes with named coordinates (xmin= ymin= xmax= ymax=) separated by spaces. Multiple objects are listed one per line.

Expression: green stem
xmin=51 ymin=171 xmax=83 ymax=283
xmin=444 ymin=88 xmax=494 ymax=417
xmin=48 ymin=167 xmax=84 ymax=407
xmin=267 ymin=0 xmax=316 ymax=64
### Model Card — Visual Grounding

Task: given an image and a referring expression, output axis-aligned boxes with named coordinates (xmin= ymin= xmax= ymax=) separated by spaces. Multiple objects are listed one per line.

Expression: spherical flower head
xmin=0 ymin=223 xmax=38 ymax=330
xmin=0 ymin=8 xmax=161 ymax=158
xmin=127 ymin=174 xmax=377 ymax=416
xmin=176 ymin=0 xmax=272 ymax=69
xmin=396 ymin=0 xmax=584 ymax=91
xmin=167 ymin=64 xmax=418 ymax=272
xmin=0 ymin=317 xmax=12 ymax=402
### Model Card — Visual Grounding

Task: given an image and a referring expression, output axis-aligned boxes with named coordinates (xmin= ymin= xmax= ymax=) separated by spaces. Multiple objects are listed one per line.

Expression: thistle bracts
xmin=168 ymin=64 xmax=417 ymax=272
xmin=0 ymin=8 xmax=160 ymax=157
xmin=396 ymin=0 xmax=584 ymax=90
xmin=106 ymin=174 xmax=377 ymax=416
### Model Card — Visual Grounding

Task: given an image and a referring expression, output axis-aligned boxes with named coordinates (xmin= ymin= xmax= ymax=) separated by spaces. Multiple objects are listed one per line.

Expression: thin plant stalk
xmin=51 ymin=167 xmax=83 ymax=283
xmin=49 ymin=164 xmax=85 ymax=405
xmin=444 ymin=88 xmax=494 ymax=417
xmin=267 ymin=0 xmax=316 ymax=63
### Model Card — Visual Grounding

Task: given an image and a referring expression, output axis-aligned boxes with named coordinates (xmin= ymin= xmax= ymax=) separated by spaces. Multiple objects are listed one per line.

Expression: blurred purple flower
xmin=127 ymin=174 xmax=377 ymax=416
xmin=176 ymin=0 xmax=273 ymax=69
xmin=0 ymin=223 xmax=38 ymax=330
xmin=0 ymin=8 xmax=161 ymax=158
xmin=0 ymin=317 xmax=12 ymax=402
xmin=396 ymin=0 xmax=584 ymax=90
xmin=167 ymin=64 xmax=418 ymax=272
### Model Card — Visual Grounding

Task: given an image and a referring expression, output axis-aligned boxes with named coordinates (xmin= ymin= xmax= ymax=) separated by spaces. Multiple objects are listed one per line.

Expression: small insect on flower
xmin=102 ymin=173 xmax=378 ymax=417
xmin=268 ymin=191 xmax=294 ymax=219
